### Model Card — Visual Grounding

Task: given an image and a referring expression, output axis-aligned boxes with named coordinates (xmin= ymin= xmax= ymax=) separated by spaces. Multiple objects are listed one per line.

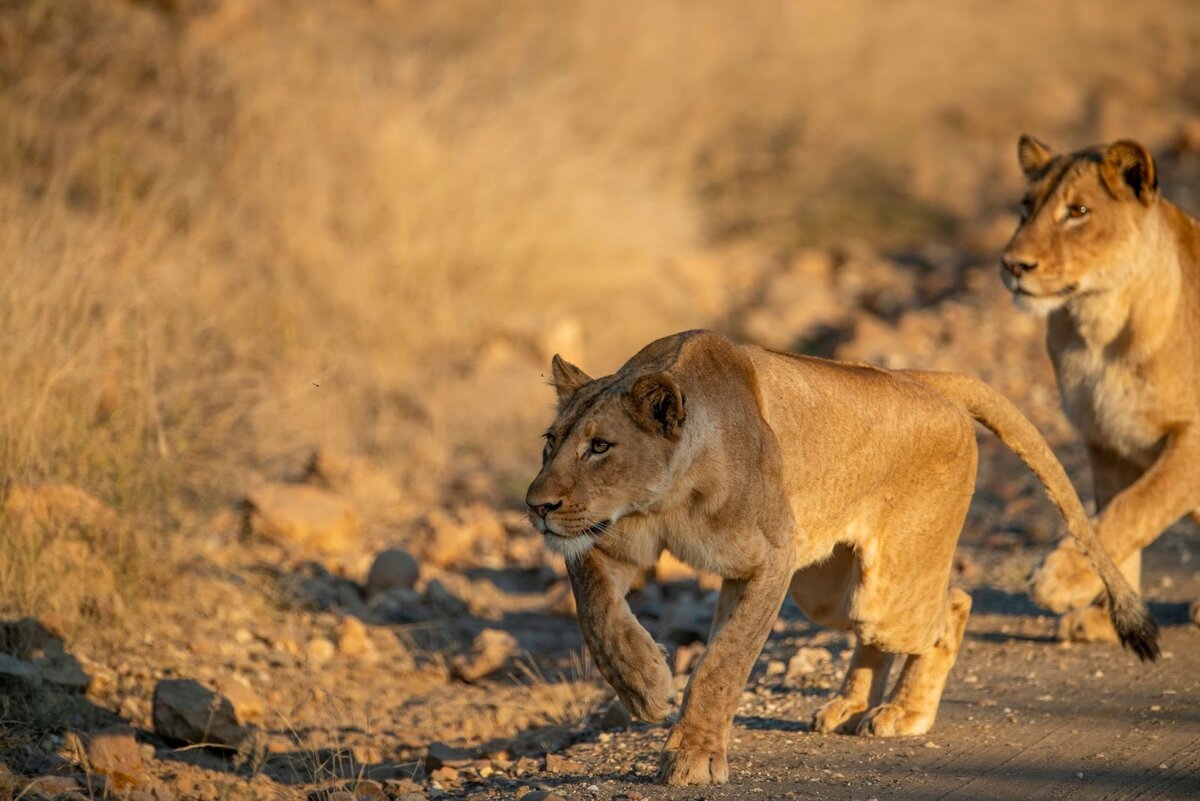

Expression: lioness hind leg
xmin=857 ymin=588 xmax=971 ymax=738
xmin=811 ymin=641 xmax=893 ymax=734
xmin=1056 ymin=549 xmax=1140 ymax=643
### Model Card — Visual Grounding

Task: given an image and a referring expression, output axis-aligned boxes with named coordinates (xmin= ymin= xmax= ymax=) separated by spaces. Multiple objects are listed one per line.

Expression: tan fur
xmin=526 ymin=330 xmax=1156 ymax=786
xmin=1003 ymin=135 xmax=1200 ymax=637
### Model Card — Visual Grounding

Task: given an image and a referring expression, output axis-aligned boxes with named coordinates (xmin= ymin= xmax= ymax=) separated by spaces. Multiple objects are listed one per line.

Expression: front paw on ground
xmin=856 ymin=703 xmax=933 ymax=737
xmin=811 ymin=697 xmax=867 ymax=734
xmin=1057 ymin=605 xmax=1118 ymax=643
xmin=657 ymin=746 xmax=729 ymax=786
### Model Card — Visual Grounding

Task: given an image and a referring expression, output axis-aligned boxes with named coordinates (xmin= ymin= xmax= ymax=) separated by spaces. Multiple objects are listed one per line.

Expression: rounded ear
xmin=551 ymin=354 xmax=592 ymax=404
xmin=1100 ymin=140 xmax=1158 ymax=205
xmin=1018 ymin=134 xmax=1054 ymax=179
xmin=625 ymin=373 xmax=686 ymax=440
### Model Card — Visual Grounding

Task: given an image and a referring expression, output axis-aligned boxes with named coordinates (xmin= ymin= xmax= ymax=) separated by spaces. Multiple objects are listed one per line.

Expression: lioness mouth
xmin=1014 ymin=282 xmax=1079 ymax=298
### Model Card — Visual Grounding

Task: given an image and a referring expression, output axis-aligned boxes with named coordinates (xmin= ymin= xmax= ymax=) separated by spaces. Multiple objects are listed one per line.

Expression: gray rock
xmin=0 ymin=653 xmax=42 ymax=687
xmin=152 ymin=679 xmax=248 ymax=747
xmin=365 ymin=549 xmax=420 ymax=596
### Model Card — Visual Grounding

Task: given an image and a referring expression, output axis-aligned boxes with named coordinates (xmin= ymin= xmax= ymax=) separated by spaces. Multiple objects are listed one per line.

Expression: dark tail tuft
xmin=1109 ymin=594 xmax=1161 ymax=662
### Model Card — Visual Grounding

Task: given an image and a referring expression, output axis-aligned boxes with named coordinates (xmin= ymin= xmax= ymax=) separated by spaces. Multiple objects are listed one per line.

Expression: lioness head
xmin=1001 ymin=134 xmax=1159 ymax=316
xmin=525 ymin=354 xmax=686 ymax=560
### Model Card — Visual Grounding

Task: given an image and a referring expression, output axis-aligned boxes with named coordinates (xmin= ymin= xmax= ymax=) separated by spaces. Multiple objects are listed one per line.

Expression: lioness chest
xmin=1052 ymin=337 xmax=1166 ymax=466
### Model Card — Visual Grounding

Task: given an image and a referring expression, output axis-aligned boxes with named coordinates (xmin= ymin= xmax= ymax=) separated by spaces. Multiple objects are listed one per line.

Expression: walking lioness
xmin=525 ymin=330 xmax=1158 ymax=786
xmin=1002 ymin=135 xmax=1200 ymax=640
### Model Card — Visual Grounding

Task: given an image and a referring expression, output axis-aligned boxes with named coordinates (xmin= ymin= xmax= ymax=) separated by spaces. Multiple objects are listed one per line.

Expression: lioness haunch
xmin=525 ymin=330 xmax=1158 ymax=786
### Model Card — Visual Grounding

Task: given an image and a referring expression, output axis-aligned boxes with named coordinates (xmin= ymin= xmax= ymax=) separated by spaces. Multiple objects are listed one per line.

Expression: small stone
xmin=544 ymin=753 xmax=584 ymax=774
xmin=37 ymin=653 xmax=91 ymax=693
xmin=785 ymin=647 xmax=832 ymax=685
xmin=451 ymin=629 xmax=517 ymax=683
xmin=152 ymin=679 xmax=247 ymax=747
xmin=429 ymin=766 xmax=459 ymax=784
xmin=246 ymin=483 xmax=360 ymax=554
xmin=426 ymin=741 xmax=474 ymax=770
xmin=365 ymin=549 xmax=420 ymax=596
xmin=307 ymin=637 xmax=336 ymax=667
xmin=0 ymin=653 xmax=42 ymax=687
xmin=522 ymin=791 xmax=567 ymax=801
xmin=26 ymin=775 xmax=81 ymax=796
xmin=765 ymin=659 xmax=786 ymax=677
xmin=336 ymin=617 xmax=373 ymax=658
xmin=85 ymin=726 xmax=144 ymax=790
xmin=217 ymin=678 xmax=266 ymax=724
xmin=595 ymin=699 xmax=631 ymax=731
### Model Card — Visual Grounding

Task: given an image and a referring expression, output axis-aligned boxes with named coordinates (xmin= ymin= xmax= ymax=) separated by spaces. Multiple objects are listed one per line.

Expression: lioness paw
xmin=1057 ymin=605 xmax=1118 ymax=643
xmin=1030 ymin=541 xmax=1105 ymax=612
xmin=657 ymin=746 xmax=729 ymax=786
xmin=613 ymin=653 xmax=674 ymax=723
xmin=856 ymin=703 xmax=933 ymax=738
xmin=811 ymin=697 xmax=867 ymax=734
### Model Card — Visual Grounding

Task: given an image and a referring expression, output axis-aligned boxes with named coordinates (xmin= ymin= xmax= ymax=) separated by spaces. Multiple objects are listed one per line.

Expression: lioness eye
xmin=1019 ymin=198 xmax=1034 ymax=220
xmin=589 ymin=439 xmax=611 ymax=455
xmin=1068 ymin=204 xmax=1088 ymax=219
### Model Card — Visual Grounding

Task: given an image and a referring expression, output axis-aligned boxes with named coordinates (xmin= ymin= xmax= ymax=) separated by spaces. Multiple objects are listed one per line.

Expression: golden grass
xmin=0 ymin=0 xmax=1195 ymax=629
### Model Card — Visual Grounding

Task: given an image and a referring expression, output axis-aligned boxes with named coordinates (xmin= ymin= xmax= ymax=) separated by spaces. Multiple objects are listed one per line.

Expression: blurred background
xmin=1 ymin=1 xmax=1198 ymax=797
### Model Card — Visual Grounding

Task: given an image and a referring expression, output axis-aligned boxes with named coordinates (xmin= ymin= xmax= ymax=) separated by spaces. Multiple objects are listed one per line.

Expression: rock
xmin=37 ymin=653 xmax=91 ymax=693
xmin=785 ymin=646 xmax=832 ymax=685
xmin=417 ymin=504 xmax=505 ymax=568
xmin=451 ymin=629 xmax=518 ymax=682
xmin=306 ymin=637 xmax=336 ymax=667
xmin=25 ymin=776 xmax=81 ymax=797
xmin=393 ymin=794 xmax=426 ymax=801
xmin=672 ymin=642 xmax=705 ymax=677
xmin=350 ymin=779 xmax=387 ymax=801
xmin=246 ymin=483 xmax=360 ymax=553
xmin=364 ymin=549 xmax=420 ymax=597
xmin=217 ymin=678 xmax=265 ymax=724
xmin=305 ymin=448 xmax=401 ymax=514
xmin=594 ymin=699 xmax=631 ymax=731
xmin=544 ymin=753 xmax=584 ymax=774
xmin=658 ymin=598 xmax=711 ymax=644
xmin=425 ymin=741 xmax=475 ymax=770
xmin=0 ymin=653 xmax=42 ymax=687
xmin=336 ymin=617 xmax=373 ymax=658
xmin=521 ymin=791 xmax=567 ymax=801
xmin=765 ymin=659 xmax=787 ymax=677
xmin=429 ymin=766 xmax=459 ymax=784
xmin=152 ymin=679 xmax=248 ymax=747
xmin=3 ymin=483 xmax=117 ymax=533
xmin=85 ymin=726 xmax=144 ymax=790
xmin=326 ymin=793 xmax=356 ymax=801
xmin=423 ymin=580 xmax=468 ymax=617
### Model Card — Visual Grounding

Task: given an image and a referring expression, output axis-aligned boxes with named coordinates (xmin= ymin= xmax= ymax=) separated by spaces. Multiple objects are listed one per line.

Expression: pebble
xmin=365 ymin=549 xmax=421 ymax=596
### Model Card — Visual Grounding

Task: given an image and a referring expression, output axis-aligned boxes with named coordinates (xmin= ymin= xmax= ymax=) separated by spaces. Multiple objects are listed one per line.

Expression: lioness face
xmin=1001 ymin=135 xmax=1158 ymax=316
xmin=526 ymin=356 xmax=686 ymax=560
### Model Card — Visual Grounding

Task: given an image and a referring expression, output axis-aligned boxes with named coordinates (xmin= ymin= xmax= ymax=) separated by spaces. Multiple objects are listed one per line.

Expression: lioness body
xmin=1003 ymin=136 xmax=1200 ymax=638
xmin=526 ymin=330 xmax=1156 ymax=785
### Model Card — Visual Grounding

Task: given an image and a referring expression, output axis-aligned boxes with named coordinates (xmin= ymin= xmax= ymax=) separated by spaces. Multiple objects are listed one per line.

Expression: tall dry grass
xmin=0 ymin=0 xmax=1196 ymax=628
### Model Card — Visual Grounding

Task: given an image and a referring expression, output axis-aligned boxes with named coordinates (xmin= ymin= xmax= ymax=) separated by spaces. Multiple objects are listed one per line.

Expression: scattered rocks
xmin=785 ymin=646 xmax=833 ymax=685
xmin=84 ymin=726 xmax=145 ymax=790
xmin=415 ymin=504 xmax=505 ymax=568
xmin=544 ymin=752 xmax=585 ymax=774
xmin=246 ymin=483 xmax=360 ymax=553
xmin=152 ymin=679 xmax=248 ymax=747
xmin=216 ymin=678 xmax=266 ymax=725
xmin=451 ymin=628 xmax=518 ymax=682
xmin=336 ymin=616 xmax=373 ymax=659
xmin=305 ymin=448 xmax=401 ymax=514
xmin=521 ymin=791 xmax=567 ymax=801
xmin=365 ymin=549 xmax=420 ymax=597
xmin=425 ymin=741 xmax=475 ymax=770
xmin=306 ymin=637 xmax=337 ymax=667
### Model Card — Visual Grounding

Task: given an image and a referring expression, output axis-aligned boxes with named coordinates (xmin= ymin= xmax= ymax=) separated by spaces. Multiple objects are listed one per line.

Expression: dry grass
xmin=0 ymin=0 xmax=1197 ymax=630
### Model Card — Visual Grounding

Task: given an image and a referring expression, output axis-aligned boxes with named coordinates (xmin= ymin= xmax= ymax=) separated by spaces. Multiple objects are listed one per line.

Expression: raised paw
xmin=856 ymin=703 xmax=934 ymax=738
xmin=1057 ymin=605 xmax=1118 ymax=644
xmin=1030 ymin=539 xmax=1105 ymax=613
xmin=811 ymin=697 xmax=867 ymax=734
xmin=609 ymin=648 xmax=674 ymax=723
xmin=657 ymin=745 xmax=729 ymax=786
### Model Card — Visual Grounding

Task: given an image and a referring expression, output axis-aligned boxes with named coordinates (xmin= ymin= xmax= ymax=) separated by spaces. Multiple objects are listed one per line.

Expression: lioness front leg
xmin=567 ymin=549 xmax=674 ymax=722
xmin=858 ymin=588 xmax=971 ymax=737
xmin=811 ymin=641 xmax=892 ymax=734
xmin=658 ymin=548 xmax=794 ymax=786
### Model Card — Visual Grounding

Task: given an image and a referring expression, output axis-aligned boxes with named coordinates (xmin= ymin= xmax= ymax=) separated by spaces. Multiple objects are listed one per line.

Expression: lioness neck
xmin=1056 ymin=199 xmax=1183 ymax=360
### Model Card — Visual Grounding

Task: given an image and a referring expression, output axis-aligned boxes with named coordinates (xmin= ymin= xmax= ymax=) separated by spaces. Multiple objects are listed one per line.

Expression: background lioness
xmin=1003 ymin=136 xmax=1200 ymax=640
xmin=526 ymin=330 xmax=1158 ymax=787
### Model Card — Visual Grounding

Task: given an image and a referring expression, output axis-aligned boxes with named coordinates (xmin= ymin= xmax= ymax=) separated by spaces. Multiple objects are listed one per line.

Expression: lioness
xmin=1002 ymin=135 xmax=1200 ymax=640
xmin=525 ymin=330 xmax=1158 ymax=786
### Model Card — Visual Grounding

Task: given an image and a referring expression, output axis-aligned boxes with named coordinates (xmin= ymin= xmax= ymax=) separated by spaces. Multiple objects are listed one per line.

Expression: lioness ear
xmin=551 ymin=354 xmax=591 ymax=404
xmin=1017 ymin=134 xmax=1054 ymax=179
xmin=1100 ymin=140 xmax=1158 ymax=205
xmin=626 ymin=373 xmax=686 ymax=440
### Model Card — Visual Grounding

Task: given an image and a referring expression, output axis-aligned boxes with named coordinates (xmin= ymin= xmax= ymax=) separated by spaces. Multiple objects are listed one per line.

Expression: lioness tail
xmin=905 ymin=370 xmax=1160 ymax=662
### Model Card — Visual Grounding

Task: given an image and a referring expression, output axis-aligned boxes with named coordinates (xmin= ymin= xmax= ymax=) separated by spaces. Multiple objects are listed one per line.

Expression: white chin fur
xmin=543 ymin=532 xmax=597 ymax=563
xmin=1012 ymin=292 xmax=1067 ymax=318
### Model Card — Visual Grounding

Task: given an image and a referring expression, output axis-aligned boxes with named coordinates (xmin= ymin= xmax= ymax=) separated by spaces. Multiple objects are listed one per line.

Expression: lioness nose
xmin=1002 ymin=255 xmax=1038 ymax=276
xmin=528 ymin=499 xmax=562 ymax=519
